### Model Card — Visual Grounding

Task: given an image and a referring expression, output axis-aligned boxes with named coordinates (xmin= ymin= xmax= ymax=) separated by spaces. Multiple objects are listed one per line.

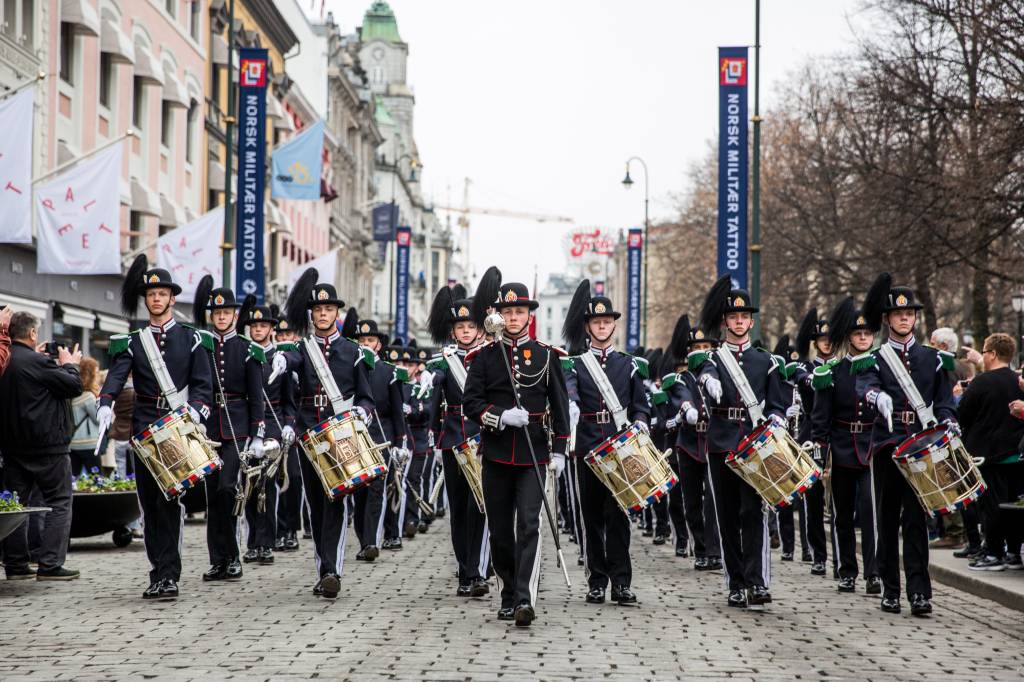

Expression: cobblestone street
xmin=2 ymin=517 xmax=1024 ymax=680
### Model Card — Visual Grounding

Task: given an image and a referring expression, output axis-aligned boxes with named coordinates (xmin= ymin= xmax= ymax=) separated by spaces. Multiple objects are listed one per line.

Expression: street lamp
xmin=622 ymin=157 xmax=649 ymax=348
xmin=1012 ymin=291 xmax=1024 ymax=366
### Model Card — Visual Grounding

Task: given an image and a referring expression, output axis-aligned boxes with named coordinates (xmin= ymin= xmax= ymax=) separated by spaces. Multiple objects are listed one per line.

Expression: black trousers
xmin=979 ymin=463 xmax=1024 ymax=557
xmin=665 ymin=452 xmax=689 ymax=549
xmin=132 ymin=450 xmax=186 ymax=583
xmin=830 ymin=465 xmax=877 ymax=580
xmin=276 ymin=445 xmax=303 ymax=537
xmin=482 ymin=458 xmax=544 ymax=609
xmin=441 ymin=448 xmax=489 ymax=584
xmin=298 ymin=451 xmax=349 ymax=578
xmin=777 ymin=497 xmax=808 ymax=556
xmin=205 ymin=440 xmax=241 ymax=565
xmin=678 ymin=453 xmax=720 ymax=559
xmin=353 ymin=468 xmax=387 ymax=549
xmin=871 ymin=445 xmax=931 ymax=599
xmin=570 ymin=456 xmax=632 ymax=589
xmin=383 ymin=453 xmax=410 ymax=541
xmin=244 ymin=475 xmax=278 ymax=549
xmin=2 ymin=454 xmax=73 ymax=572
xmin=802 ymin=479 xmax=828 ymax=563
xmin=707 ymin=452 xmax=769 ymax=591
xmin=404 ymin=454 xmax=428 ymax=526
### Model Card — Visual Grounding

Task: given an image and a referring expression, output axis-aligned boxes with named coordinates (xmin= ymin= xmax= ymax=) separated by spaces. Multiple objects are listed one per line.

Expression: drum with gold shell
xmin=130 ymin=406 xmax=222 ymax=501
xmin=892 ymin=424 xmax=986 ymax=517
xmin=298 ymin=409 xmax=390 ymax=499
xmin=584 ymin=422 xmax=677 ymax=513
xmin=726 ymin=421 xmax=821 ymax=509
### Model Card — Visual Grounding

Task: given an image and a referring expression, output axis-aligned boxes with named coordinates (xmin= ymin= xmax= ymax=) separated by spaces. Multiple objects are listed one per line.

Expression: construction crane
xmin=434 ymin=178 xmax=574 ymax=280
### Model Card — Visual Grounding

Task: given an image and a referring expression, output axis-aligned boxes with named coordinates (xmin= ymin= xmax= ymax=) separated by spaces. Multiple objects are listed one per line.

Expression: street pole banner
xmin=626 ymin=228 xmax=643 ymax=352
xmin=236 ymin=47 xmax=269 ymax=302
xmin=36 ymin=145 xmax=122 ymax=275
xmin=157 ymin=207 xmax=225 ymax=303
xmin=271 ymin=119 xmax=324 ymax=200
xmin=394 ymin=226 xmax=411 ymax=340
xmin=372 ymin=202 xmax=397 ymax=241
xmin=0 ymin=87 xmax=33 ymax=243
xmin=717 ymin=46 xmax=749 ymax=289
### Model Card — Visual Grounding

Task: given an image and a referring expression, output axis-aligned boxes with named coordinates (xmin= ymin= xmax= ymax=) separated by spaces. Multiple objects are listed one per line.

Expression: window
xmin=164 ymin=0 xmax=176 ymax=19
xmin=129 ymin=211 xmax=144 ymax=252
xmin=21 ymin=0 xmax=32 ymax=48
xmin=185 ymin=99 xmax=198 ymax=163
xmin=3 ymin=2 xmax=15 ymax=41
xmin=161 ymin=100 xmax=173 ymax=147
xmin=132 ymin=77 xmax=145 ymax=129
xmin=99 ymin=52 xmax=114 ymax=108
xmin=189 ymin=0 xmax=200 ymax=40
xmin=59 ymin=22 xmax=74 ymax=84
xmin=159 ymin=222 xmax=173 ymax=237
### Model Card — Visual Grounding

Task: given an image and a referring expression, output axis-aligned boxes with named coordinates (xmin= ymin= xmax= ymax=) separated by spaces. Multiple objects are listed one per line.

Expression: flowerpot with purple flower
xmin=70 ymin=469 xmax=141 ymax=547
xmin=0 ymin=491 xmax=51 ymax=543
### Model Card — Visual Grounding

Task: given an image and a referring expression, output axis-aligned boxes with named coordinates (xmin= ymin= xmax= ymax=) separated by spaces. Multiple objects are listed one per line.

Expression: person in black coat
xmin=273 ymin=316 xmax=303 ymax=552
xmin=958 ymin=333 xmax=1024 ymax=571
xmin=0 ymin=311 xmax=83 ymax=582
xmin=397 ymin=341 xmax=432 ymax=537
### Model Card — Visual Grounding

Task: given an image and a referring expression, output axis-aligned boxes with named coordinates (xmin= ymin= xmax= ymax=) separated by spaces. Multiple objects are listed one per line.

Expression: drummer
xmin=398 ymin=340 xmax=433 ymax=537
xmin=98 ymin=255 xmax=213 ymax=601
xmin=856 ymin=275 xmax=958 ymax=617
xmin=273 ymin=314 xmax=303 ymax=553
xmin=272 ymin=270 xmax=375 ymax=600
xmin=561 ymin=281 xmax=649 ymax=606
xmin=694 ymin=276 xmax=788 ymax=609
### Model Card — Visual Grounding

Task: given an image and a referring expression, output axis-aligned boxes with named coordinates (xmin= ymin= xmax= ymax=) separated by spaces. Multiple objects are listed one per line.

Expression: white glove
xmin=247 ymin=436 xmax=265 ymax=459
xmin=188 ymin=406 xmax=203 ymax=424
xmin=433 ymin=448 xmax=443 ymax=460
xmin=769 ymin=414 xmax=787 ymax=429
xmin=636 ymin=419 xmax=650 ymax=434
xmin=785 ymin=404 xmax=801 ymax=420
xmin=271 ymin=352 xmax=288 ymax=380
xmin=500 ymin=407 xmax=529 ymax=428
xmin=685 ymin=407 xmax=699 ymax=425
xmin=665 ymin=415 xmax=680 ymax=430
xmin=569 ymin=401 xmax=580 ymax=430
xmin=943 ymin=418 xmax=961 ymax=437
xmin=97 ymin=405 xmax=113 ymax=434
xmin=393 ymin=447 xmax=411 ymax=464
xmin=702 ymin=376 xmax=722 ymax=403
xmin=418 ymin=369 xmax=434 ymax=389
xmin=403 ymin=403 xmax=412 ymax=415
xmin=549 ymin=453 xmax=566 ymax=478
xmin=874 ymin=392 xmax=893 ymax=431
xmin=281 ymin=425 xmax=296 ymax=443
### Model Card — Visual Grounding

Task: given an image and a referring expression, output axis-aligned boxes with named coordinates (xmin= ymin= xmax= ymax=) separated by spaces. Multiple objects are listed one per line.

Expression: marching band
xmin=86 ymin=261 xmax=985 ymax=626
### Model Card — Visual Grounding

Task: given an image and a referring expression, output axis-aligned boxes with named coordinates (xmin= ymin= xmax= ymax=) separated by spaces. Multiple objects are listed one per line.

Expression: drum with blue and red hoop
xmin=893 ymin=424 xmax=986 ymax=517
xmin=727 ymin=421 xmax=821 ymax=509
xmin=130 ymin=406 xmax=222 ymax=501
xmin=584 ymin=422 xmax=677 ymax=513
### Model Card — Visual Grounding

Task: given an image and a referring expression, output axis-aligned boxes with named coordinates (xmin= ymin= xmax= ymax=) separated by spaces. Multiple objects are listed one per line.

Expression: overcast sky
xmin=315 ymin=0 xmax=862 ymax=289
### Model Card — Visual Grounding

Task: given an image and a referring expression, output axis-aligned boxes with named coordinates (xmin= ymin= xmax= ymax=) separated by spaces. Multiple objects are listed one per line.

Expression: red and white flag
xmin=36 ymin=145 xmax=123 ymax=274
xmin=0 ymin=87 xmax=35 ymax=243
xmin=156 ymin=206 xmax=225 ymax=303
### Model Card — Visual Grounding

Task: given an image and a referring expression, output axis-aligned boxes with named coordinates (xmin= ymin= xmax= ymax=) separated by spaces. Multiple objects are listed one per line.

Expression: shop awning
xmin=0 ymin=292 xmax=50 ymax=324
xmin=208 ymin=158 xmax=225 ymax=192
xmin=97 ymin=313 xmax=129 ymax=334
xmin=100 ymin=19 xmax=134 ymax=65
xmin=132 ymin=42 xmax=165 ymax=87
xmin=159 ymin=194 xmax=186 ymax=227
xmin=130 ymin=178 xmax=161 ymax=217
xmin=162 ymin=65 xmax=190 ymax=109
xmin=59 ymin=304 xmax=95 ymax=329
xmin=61 ymin=0 xmax=100 ymax=37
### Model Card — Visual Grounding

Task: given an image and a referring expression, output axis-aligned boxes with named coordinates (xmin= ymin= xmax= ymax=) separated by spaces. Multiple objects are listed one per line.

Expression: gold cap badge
xmin=896 ymin=294 xmax=908 ymax=307
xmin=821 ymin=323 xmax=828 ymax=332
xmin=594 ymin=302 xmax=607 ymax=314
xmin=148 ymin=274 xmax=159 ymax=283
xmin=253 ymin=310 xmax=263 ymax=319
xmin=390 ymin=350 xmax=398 ymax=359
xmin=734 ymin=297 xmax=745 ymax=306
xmin=214 ymin=294 xmax=225 ymax=306
xmin=360 ymin=323 xmax=370 ymax=333
xmin=504 ymin=290 xmax=518 ymax=303
xmin=457 ymin=306 xmax=469 ymax=317
xmin=317 ymin=289 xmax=329 ymax=300
xmin=856 ymin=316 xmax=865 ymax=326
xmin=695 ymin=329 xmax=704 ymax=339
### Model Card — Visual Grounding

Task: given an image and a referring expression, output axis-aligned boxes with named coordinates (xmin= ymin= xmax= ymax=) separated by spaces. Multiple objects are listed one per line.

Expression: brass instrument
xmin=454 ymin=435 xmax=486 ymax=513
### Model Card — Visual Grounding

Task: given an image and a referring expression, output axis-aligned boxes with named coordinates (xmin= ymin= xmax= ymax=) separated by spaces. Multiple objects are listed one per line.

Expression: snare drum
xmin=892 ymin=425 xmax=986 ymax=517
xmin=584 ymin=423 xmax=677 ymax=513
xmin=298 ymin=410 xmax=389 ymax=499
xmin=726 ymin=421 xmax=821 ymax=509
xmin=130 ymin=406 xmax=222 ymax=501
xmin=453 ymin=435 xmax=485 ymax=513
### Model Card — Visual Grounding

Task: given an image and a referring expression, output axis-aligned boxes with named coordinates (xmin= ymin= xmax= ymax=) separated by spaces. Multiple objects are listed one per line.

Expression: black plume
xmin=121 ymin=254 xmax=148 ymax=315
xmin=561 ymin=279 xmax=591 ymax=354
xmin=341 ymin=307 xmax=359 ymax=339
xmin=772 ymin=333 xmax=791 ymax=357
xmin=269 ymin=303 xmax=280 ymax=319
xmin=450 ymin=283 xmax=467 ymax=301
xmin=285 ymin=268 xmax=318 ymax=335
xmin=699 ymin=275 xmax=732 ymax=338
xmin=193 ymin=274 xmax=214 ymax=329
xmin=827 ymin=296 xmax=858 ymax=350
xmin=407 ymin=338 xmax=418 ymax=349
xmin=796 ymin=308 xmax=817 ymax=360
xmin=471 ymin=266 xmax=502 ymax=327
xmin=634 ymin=345 xmax=646 ymax=358
xmin=427 ymin=286 xmax=454 ymax=344
xmin=647 ymin=348 xmax=664 ymax=378
xmin=238 ymin=294 xmax=256 ymax=330
xmin=863 ymin=272 xmax=892 ymax=333
xmin=668 ymin=314 xmax=691 ymax=365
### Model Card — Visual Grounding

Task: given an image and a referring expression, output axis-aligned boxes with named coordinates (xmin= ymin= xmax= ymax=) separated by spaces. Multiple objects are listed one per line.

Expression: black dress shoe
xmin=242 ymin=549 xmax=259 ymax=563
xmin=837 ymin=577 xmax=856 ymax=593
xmin=675 ymin=546 xmax=690 ymax=558
xmin=910 ymin=593 xmax=932 ymax=616
xmin=435 ymin=508 xmax=445 ymax=518
xmin=497 ymin=606 xmax=515 ymax=621
xmin=202 ymin=563 xmax=228 ymax=581
xmin=747 ymin=586 xmax=772 ymax=605
xmin=811 ymin=562 xmax=826 ymax=576
xmin=417 ymin=521 xmax=429 ymax=534
xmin=611 ymin=585 xmax=637 ymax=605
xmin=469 ymin=578 xmax=489 ymax=597
xmin=727 ymin=589 xmax=747 ymax=607
xmin=6 ymin=565 xmax=36 ymax=580
xmin=585 ymin=587 xmax=606 ymax=604
xmin=320 ymin=574 xmax=340 ymax=600
xmin=953 ymin=544 xmax=981 ymax=559
xmin=226 ymin=560 xmax=243 ymax=580
xmin=641 ymin=528 xmax=654 ymax=537
xmin=313 ymin=578 xmax=324 ymax=596
xmin=159 ymin=579 xmax=179 ymax=600
xmin=274 ymin=537 xmax=286 ymax=551
xmin=258 ymin=547 xmax=274 ymax=564
xmin=456 ymin=584 xmax=472 ymax=597
xmin=801 ymin=551 xmax=813 ymax=563
xmin=865 ymin=576 xmax=882 ymax=594
xmin=693 ymin=556 xmax=708 ymax=570
xmin=382 ymin=538 xmax=403 ymax=551
xmin=143 ymin=581 xmax=163 ymax=599
xmin=780 ymin=552 xmax=794 ymax=561
xmin=284 ymin=532 xmax=300 ymax=551
xmin=356 ymin=546 xmax=379 ymax=562
xmin=577 ymin=555 xmax=584 ymax=566
xmin=653 ymin=533 xmax=668 ymax=546
xmin=302 ymin=530 xmax=313 ymax=539
xmin=705 ymin=558 xmax=723 ymax=571
xmin=514 ymin=602 xmax=535 ymax=627
xmin=881 ymin=596 xmax=901 ymax=613
xmin=403 ymin=521 xmax=418 ymax=539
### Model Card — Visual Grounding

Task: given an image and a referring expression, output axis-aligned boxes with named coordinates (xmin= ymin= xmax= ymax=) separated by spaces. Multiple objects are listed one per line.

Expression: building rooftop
xmin=361 ymin=1 xmax=402 ymax=43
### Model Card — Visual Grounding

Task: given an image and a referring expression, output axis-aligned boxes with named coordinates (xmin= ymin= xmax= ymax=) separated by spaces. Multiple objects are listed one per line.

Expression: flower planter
xmin=70 ymin=491 xmax=141 ymax=548
xmin=0 ymin=508 xmax=52 ymax=544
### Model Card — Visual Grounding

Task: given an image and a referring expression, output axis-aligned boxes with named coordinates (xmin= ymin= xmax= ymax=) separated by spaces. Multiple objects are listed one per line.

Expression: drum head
xmin=894 ymin=425 xmax=947 ymax=461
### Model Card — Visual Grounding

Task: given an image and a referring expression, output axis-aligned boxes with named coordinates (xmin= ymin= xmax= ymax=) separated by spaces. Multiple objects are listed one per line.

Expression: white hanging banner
xmin=0 ymin=87 xmax=35 ymax=243
xmin=36 ymin=145 xmax=123 ymax=274
xmin=156 ymin=206 xmax=225 ymax=303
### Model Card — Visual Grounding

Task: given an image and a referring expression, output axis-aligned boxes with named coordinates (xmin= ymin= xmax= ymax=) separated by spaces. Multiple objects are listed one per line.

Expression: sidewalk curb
xmin=931 ymin=562 xmax=1024 ymax=613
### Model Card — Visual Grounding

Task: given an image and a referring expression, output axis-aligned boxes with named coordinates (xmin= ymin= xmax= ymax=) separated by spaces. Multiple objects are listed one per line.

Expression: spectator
xmin=0 ymin=311 xmax=83 ymax=581
xmin=0 ymin=306 xmax=11 ymax=376
xmin=69 ymin=357 xmax=101 ymax=477
xmin=930 ymin=327 xmax=958 ymax=354
xmin=109 ymin=376 xmax=142 ymax=537
xmin=959 ymin=333 xmax=1024 ymax=571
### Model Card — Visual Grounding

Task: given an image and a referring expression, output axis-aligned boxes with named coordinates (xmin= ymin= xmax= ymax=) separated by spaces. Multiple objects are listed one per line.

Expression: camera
xmin=43 ymin=341 xmax=60 ymax=357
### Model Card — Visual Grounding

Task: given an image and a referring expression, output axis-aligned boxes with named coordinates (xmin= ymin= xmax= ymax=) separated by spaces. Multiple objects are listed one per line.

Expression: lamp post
xmin=1012 ymin=291 xmax=1024 ymax=366
xmin=387 ymin=153 xmax=417 ymax=333
xmin=750 ymin=0 xmax=763 ymax=339
xmin=622 ymin=156 xmax=649 ymax=347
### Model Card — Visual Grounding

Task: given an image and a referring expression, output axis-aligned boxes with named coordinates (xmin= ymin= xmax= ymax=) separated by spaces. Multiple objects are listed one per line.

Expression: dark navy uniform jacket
xmin=695 ymin=341 xmax=788 ymax=454
xmin=791 ymin=358 xmax=824 ymax=444
xmin=280 ymin=330 xmax=374 ymax=433
xmin=855 ymin=337 xmax=957 ymax=455
xmin=563 ymin=346 xmax=650 ymax=457
xmin=427 ymin=347 xmax=481 ymax=450
xmin=205 ymin=329 xmax=265 ymax=442
xmin=259 ymin=342 xmax=296 ymax=440
xmin=403 ymin=381 xmax=432 ymax=456
xmin=810 ymin=356 xmax=875 ymax=468
xmin=463 ymin=334 xmax=571 ymax=466
xmin=100 ymin=319 xmax=213 ymax=433
xmin=665 ymin=369 xmax=711 ymax=463
xmin=367 ymin=360 xmax=407 ymax=448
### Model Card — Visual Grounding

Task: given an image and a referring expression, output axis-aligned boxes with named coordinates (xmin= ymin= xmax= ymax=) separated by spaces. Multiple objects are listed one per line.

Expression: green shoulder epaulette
xmin=426 ymin=356 xmax=447 ymax=371
xmin=771 ymin=355 xmax=791 ymax=379
xmin=632 ymin=356 xmax=649 ymax=379
xmin=248 ymin=342 xmax=266 ymax=364
xmin=108 ymin=332 xmax=134 ymax=357
xmin=651 ymin=390 xmax=668 ymax=406
xmin=394 ymin=366 xmax=409 ymax=383
xmin=937 ymin=349 xmax=955 ymax=372
xmin=276 ymin=341 xmax=298 ymax=353
xmin=560 ymin=356 xmax=575 ymax=372
xmin=359 ymin=345 xmax=377 ymax=369
xmin=661 ymin=372 xmax=678 ymax=390
xmin=849 ymin=352 xmax=876 ymax=375
xmin=811 ymin=358 xmax=840 ymax=391
xmin=687 ymin=350 xmax=712 ymax=372
xmin=196 ymin=329 xmax=215 ymax=352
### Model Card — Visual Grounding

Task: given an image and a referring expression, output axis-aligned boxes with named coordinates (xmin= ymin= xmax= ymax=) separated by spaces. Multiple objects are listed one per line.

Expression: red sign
xmin=396 ymin=228 xmax=412 ymax=246
xmin=240 ymin=57 xmax=268 ymax=87
xmin=568 ymin=229 xmax=615 ymax=258
xmin=719 ymin=57 xmax=747 ymax=86
xmin=627 ymin=231 xmax=643 ymax=248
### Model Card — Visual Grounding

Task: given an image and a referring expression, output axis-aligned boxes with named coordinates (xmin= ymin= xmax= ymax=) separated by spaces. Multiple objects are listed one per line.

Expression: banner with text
xmin=394 ymin=226 xmax=411 ymax=341
xmin=271 ymin=119 xmax=324 ymax=200
xmin=235 ymin=47 xmax=269 ymax=302
xmin=0 ymin=87 xmax=34 ymax=244
xmin=372 ymin=202 xmax=397 ymax=241
xmin=717 ymin=46 xmax=748 ymax=289
xmin=626 ymin=228 xmax=643 ymax=352
xmin=157 ymin=207 xmax=226 ymax=303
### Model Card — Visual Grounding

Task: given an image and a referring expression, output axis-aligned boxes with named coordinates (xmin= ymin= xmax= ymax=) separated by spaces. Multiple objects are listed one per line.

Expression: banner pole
xmin=751 ymin=0 xmax=763 ymax=339
xmin=0 ymin=71 xmax=45 ymax=104
xmin=222 ymin=0 xmax=237 ymax=288
xmin=32 ymin=130 xmax=135 ymax=184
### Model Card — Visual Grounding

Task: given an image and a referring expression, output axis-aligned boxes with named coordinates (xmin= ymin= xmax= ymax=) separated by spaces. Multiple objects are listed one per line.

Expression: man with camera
xmin=0 ymin=310 xmax=83 ymax=581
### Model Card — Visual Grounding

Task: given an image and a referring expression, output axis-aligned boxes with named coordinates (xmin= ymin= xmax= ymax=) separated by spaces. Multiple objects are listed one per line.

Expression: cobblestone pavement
xmin=2 ymin=515 xmax=1024 ymax=681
